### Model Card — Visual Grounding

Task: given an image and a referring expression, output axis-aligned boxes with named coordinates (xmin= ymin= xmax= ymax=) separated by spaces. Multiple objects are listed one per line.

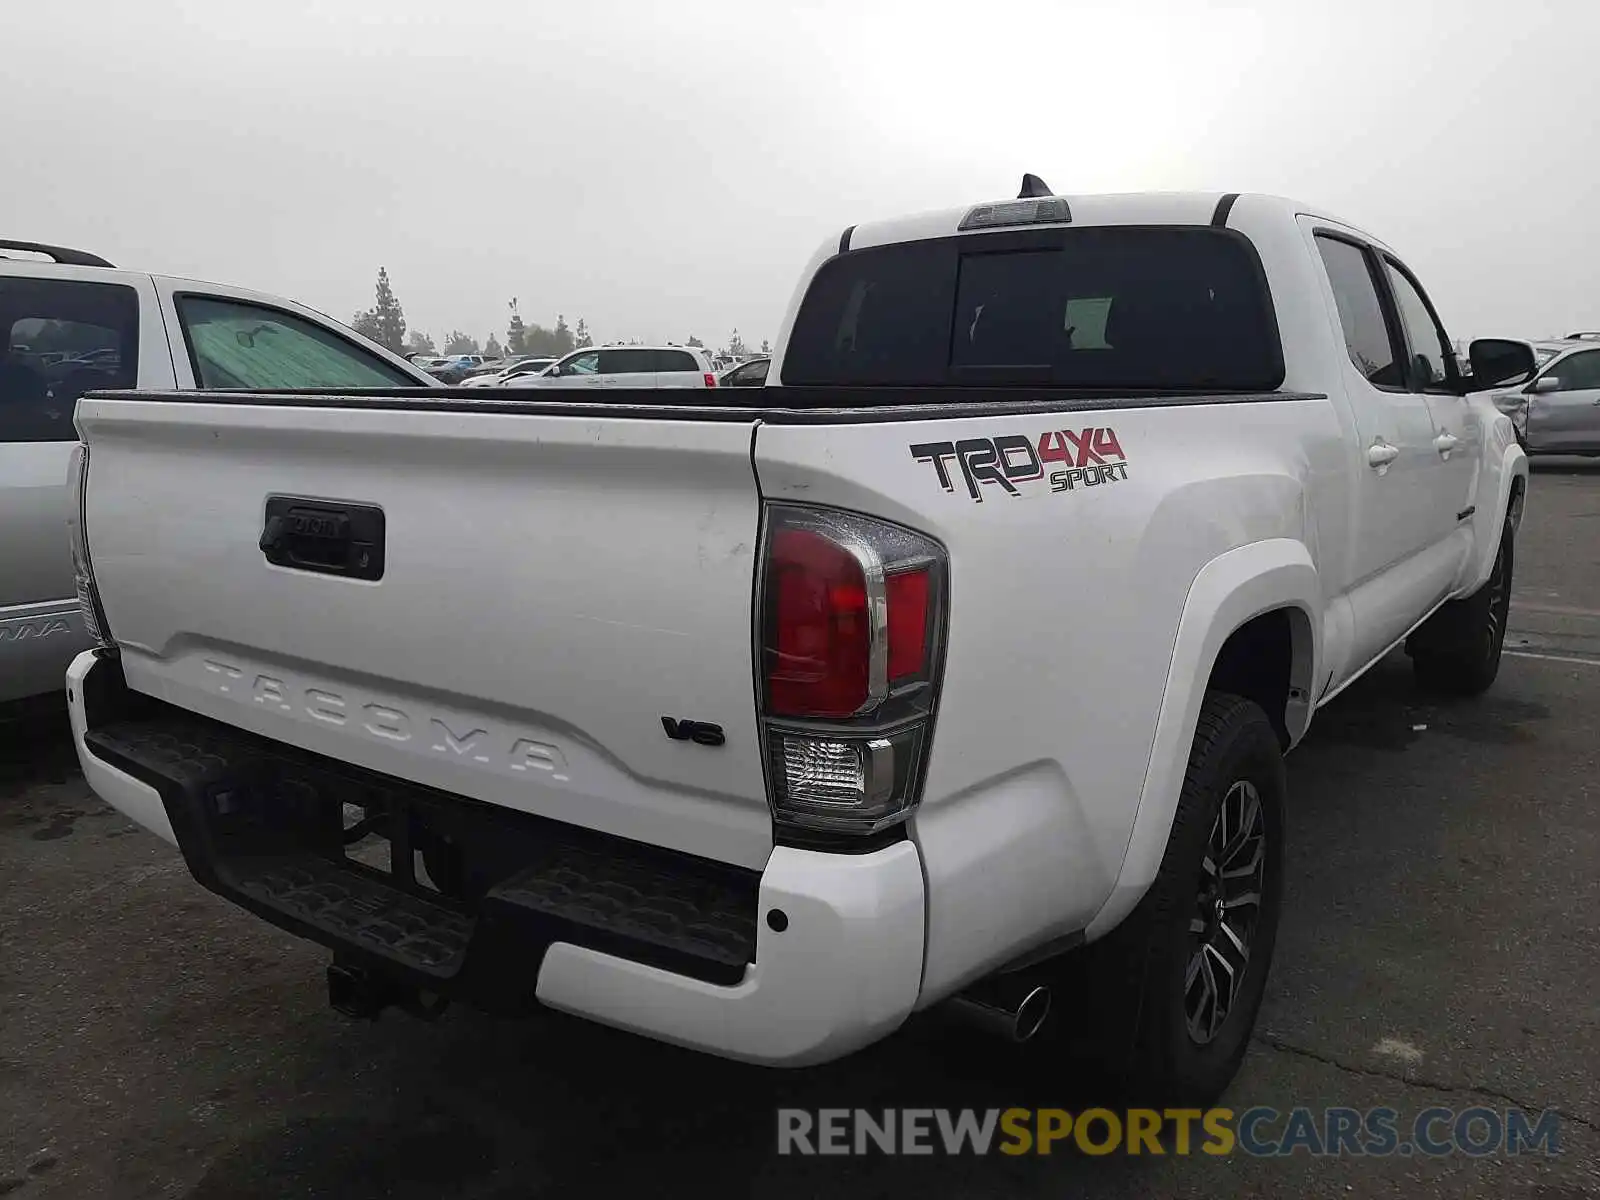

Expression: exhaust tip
xmin=1014 ymin=985 xmax=1052 ymax=1043
xmin=946 ymin=979 xmax=1053 ymax=1044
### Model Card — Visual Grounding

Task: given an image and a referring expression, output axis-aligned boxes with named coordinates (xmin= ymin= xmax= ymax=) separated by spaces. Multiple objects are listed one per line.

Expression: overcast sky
xmin=8 ymin=0 xmax=1599 ymax=348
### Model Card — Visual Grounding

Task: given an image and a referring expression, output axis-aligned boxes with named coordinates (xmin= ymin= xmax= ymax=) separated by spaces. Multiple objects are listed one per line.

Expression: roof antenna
xmin=1018 ymin=173 xmax=1053 ymax=199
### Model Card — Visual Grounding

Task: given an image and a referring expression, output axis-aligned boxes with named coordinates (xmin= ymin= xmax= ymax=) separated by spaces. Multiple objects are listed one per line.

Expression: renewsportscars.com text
xmin=776 ymin=1106 xmax=1561 ymax=1158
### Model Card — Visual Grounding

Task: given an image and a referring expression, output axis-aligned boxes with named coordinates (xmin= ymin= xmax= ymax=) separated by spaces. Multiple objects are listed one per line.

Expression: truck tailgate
xmin=76 ymin=395 xmax=772 ymax=869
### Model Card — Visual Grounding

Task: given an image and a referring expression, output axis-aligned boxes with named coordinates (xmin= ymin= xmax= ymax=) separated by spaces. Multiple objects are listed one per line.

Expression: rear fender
xmin=1084 ymin=538 xmax=1320 ymax=941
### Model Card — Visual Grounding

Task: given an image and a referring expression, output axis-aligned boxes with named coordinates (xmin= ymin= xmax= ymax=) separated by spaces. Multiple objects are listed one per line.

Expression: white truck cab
xmin=62 ymin=188 xmax=1532 ymax=1102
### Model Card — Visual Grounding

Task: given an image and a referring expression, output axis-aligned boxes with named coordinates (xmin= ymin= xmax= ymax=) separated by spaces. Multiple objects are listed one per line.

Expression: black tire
xmin=1046 ymin=692 xmax=1285 ymax=1106
xmin=1408 ymin=521 xmax=1514 ymax=696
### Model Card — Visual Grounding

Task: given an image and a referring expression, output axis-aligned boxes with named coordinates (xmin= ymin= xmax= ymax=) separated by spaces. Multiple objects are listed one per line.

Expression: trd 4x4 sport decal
xmin=910 ymin=427 xmax=1128 ymax=502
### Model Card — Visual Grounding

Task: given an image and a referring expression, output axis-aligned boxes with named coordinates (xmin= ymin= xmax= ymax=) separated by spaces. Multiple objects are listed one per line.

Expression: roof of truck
xmin=844 ymin=191 xmax=1366 ymax=253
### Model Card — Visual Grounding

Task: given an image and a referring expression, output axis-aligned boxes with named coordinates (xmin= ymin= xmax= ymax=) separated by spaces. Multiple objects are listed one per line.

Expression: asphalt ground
xmin=3 ymin=462 xmax=1599 ymax=1199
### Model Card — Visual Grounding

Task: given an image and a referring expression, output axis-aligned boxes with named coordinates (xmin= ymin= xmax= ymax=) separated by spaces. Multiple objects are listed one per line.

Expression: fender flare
xmin=1084 ymin=538 xmax=1321 ymax=941
xmin=1461 ymin=437 xmax=1529 ymax=595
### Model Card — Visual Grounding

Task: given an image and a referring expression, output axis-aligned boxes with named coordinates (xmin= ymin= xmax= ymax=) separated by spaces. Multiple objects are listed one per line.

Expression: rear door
xmin=1526 ymin=349 xmax=1600 ymax=452
xmin=654 ymin=348 xmax=706 ymax=388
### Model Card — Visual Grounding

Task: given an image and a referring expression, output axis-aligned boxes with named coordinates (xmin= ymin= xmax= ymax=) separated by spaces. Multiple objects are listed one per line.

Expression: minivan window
xmin=178 ymin=296 xmax=418 ymax=389
xmin=783 ymin=227 xmax=1283 ymax=391
xmin=598 ymin=348 xmax=657 ymax=374
xmin=655 ymin=349 xmax=700 ymax=373
xmin=559 ymin=352 xmax=600 ymax=375
xmin=0 ymin=277 xmax=139 ymax=442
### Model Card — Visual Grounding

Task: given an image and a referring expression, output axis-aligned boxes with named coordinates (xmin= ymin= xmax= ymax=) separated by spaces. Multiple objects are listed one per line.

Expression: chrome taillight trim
xmin=66 ymin=442 xmax=112 ymax=648
xmin=754 ymin=502 xmax=950 ymax=836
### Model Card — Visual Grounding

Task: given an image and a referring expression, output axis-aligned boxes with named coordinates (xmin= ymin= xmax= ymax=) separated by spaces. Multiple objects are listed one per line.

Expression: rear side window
xmin=178 ymin=296 xmax=418 ymax=389
xmin=783 ymin=227 xmax=1283 ymax=391
xmin=1315 ymin=236 xmax=1403 ymax=389
xmin=0 ymin=277 xmax=139 ymax=442
xmin=655 ymin=349 xmax=700 ymax=373
xmin=598 ymin=348 xmax=657 ymax=374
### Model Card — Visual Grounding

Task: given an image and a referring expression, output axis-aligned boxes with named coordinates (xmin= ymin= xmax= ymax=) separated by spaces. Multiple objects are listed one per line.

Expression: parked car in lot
xmin=0 ymin=239 xmax=436 ymax=707
xmin=459 ymin=357 xmax=556 ymax=387
xmin=1491 ymin=338 xmax=1600 ymax=455
xmin=718 ymin=355 xmax=769 ymax=387
xmin=63 ymin=187 xmax=1531 ymax=1103
xmin=424 ymin=355 xmax=487 ymax=384
xmin=1531 ymin=341 xmax=1571 ymax=368
xmin=518 ymin=344 xmax=718 ymax=389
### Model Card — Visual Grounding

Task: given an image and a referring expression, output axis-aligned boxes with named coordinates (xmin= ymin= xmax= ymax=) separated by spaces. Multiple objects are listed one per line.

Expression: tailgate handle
xmin=261 ymin=496 xmax=385 ymax=581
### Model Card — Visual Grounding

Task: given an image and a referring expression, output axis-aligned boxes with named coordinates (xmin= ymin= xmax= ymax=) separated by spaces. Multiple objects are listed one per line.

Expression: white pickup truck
xmin=65 ymin=188 xmax=1534 ymax=1103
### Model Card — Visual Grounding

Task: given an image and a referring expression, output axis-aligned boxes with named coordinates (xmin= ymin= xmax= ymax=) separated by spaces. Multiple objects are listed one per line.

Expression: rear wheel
xmin=1045 ymin=692 xmax=1285 ymax=1106
xmin=1409 ymin=521 xmax=1514 ymax=696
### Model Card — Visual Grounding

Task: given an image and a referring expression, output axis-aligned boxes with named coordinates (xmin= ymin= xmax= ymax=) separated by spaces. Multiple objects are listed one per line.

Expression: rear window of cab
xmin=782 ymin=226 xmax=1284 ymax=393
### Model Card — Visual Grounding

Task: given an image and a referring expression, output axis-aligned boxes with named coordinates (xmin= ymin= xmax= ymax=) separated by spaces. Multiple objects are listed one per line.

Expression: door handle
xmin=1367 ymin=440 xmax=1399 ymax=472
xmin=260 ymin=496 xmax=385 ymax=580
xmin=1433 ymin=431 xmax=1460 ymax=458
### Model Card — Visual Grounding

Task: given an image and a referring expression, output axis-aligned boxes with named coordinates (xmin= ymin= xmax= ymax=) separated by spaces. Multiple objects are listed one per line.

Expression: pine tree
xmin=485 ymin=333 xmax=504 ymax=358
xmin=554 ymin=314 xmax=574 ymax=355
xmin=362 ymin=268 xmax=407 ymax=352
xmin=575 ymin=318 xmax=592 ymax=349
xmin=443 ymin=330 xmax=480 ymax=354
xmin=506 ymin=298 xmax=527 ymax=356
xmin=727 ymin=328 xmax=748 ymax=358
xmin=351 ymin=310 xmax=382 ymax=343
xmin=404 ymin=330 xmax=436 ymax=355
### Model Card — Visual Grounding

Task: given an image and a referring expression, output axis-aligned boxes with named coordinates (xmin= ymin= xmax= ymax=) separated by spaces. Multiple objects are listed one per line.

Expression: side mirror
xmin=1530 ymin=375 xmax=1561 ymax=395
xmin=1468 ymin=338 xmax=1536 ymax=390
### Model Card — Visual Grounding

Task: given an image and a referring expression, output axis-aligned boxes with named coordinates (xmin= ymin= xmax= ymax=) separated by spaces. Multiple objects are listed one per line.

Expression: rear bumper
xmin=67 ymin=650 xmax=925 ymax=1066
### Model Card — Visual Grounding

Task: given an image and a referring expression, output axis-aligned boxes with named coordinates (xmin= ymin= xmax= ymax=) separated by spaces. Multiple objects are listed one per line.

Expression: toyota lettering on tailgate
xmin=910 ymin=427 xmax=1129 ymax=502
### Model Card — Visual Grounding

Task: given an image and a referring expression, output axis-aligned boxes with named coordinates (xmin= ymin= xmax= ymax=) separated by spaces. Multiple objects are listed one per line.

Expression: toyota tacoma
xmin=64 ymin=184 xmax=1534 ymax=1102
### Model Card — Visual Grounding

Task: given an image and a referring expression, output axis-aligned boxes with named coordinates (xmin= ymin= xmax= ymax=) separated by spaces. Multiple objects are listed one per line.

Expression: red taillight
xmin=758 ymin=505 xmax=947 ymax=836
xmin=768 ymin=527 xmax=870 ymax=718
xmin=885 ymin=567 xmax=930 ymax=681
xmin=704 ymin=372 xmax=717 ymax=388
